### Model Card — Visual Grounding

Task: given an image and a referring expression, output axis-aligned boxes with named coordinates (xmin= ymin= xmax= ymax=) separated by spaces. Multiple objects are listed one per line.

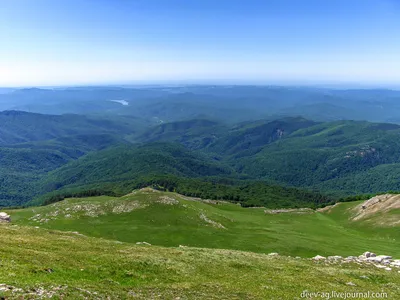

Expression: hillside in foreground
xmin=8 ymin=189 xmax=400 ymax=258
xmin=0 ymin=222 xmax=399 ymax=299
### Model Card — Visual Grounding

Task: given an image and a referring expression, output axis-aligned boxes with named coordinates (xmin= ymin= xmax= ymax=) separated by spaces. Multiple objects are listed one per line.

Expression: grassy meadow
xmin=0 ymin=223 xmax=399 ymax=299
xmin=7 ymin=189 xmax=400 ymax=258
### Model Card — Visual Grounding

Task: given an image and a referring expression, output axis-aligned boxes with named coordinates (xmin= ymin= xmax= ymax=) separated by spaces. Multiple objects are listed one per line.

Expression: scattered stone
xmin=0 ymin=283 xmax=11 ymax=291
xmin=199 ymin=213 xmax=226 ymax=229
xmin=0 ymin=284 xmax=68 ymax=298
xmin=328 ymin=255 xmax=342 ymax=261
xmin=331 ymin=252 xmax=399 ymax=271
xmin=377 ymin=255 xmax=392 ymax=260
xmin=366 ymin=256 xmax=383 ymax=263
xmin=359 ymin=275 xmax=369 ymax=279
xmin=390 ymin=260 xmax=400 ymax=267
xmin=313 ymin=255 xmax=326 ymax=261
xmin=157 ymin=196 xmax=179 ymax=205
xmin=375 ymin=264 xmax=387 ymax=269
xmin=345 ymin=256 xmax=358 ymax=260
xmin=0 ymin=212 xmax=11 ymax=222
xmin=346 ymin=282 xmax=356 ymax=286
xmin=382 ymin=259 xmax=392 ymax=265
xmin=268 ymin=253 xmax=279 ymax=256
xmin=264 ymin=208 xmax=314 ymax=214
xmin=362 ymin=251 xmax=376 ymax=258
xmin=136 ymin=242 xmax=151 ymax=246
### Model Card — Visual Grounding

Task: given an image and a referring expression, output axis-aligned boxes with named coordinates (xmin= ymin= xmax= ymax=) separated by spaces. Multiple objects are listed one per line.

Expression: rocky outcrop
xmin=312 ymin=251 xmax=399 ymax=271
xmin=136 ymin=242 xmax=151 ymax=246
xmin=351 ymin=194 xmax=400 ymax=225
xmin=264 ymin=208 xmax=314 ymax=214
xmin=0 ymin=212 xmax=10 ymax=222
xmin=312 ymin=255 xmax=326 ymax=261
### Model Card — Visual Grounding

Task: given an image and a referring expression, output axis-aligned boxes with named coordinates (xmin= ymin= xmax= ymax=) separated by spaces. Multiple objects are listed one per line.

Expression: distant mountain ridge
xmin=0 ymin=110 xmax=141 ymax=145
xmin=2 ymin=85 xmax=400 ymax=123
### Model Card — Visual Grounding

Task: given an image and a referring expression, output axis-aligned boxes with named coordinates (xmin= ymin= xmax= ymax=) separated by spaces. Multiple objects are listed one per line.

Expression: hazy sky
xmin=1 ymin=0 xmax=400 ymax=86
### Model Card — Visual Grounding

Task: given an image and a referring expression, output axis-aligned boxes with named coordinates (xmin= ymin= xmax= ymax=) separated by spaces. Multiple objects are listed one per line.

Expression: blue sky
xmin=1 ymin=0 xmax=400 ymax=86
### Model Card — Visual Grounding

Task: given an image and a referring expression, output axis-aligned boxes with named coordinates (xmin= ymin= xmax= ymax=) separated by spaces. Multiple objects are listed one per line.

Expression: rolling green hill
xmin=8 ymin=189 xmax=400 ymax=258
xmin=207 ymin=117 xmax=317 ymax=157
xmin=37 ymin=143 xmax=233 ymax=189
xmin=2 ymin=188 xmax=399 ymax=298
xmin=138 ymin=119 xmax=226 ymax=149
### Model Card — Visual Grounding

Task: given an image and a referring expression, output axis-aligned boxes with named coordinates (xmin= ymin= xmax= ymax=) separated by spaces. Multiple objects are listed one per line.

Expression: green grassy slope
xmin=1 ymin=223 xmax=399 ymax=299
xmin=8 ymin=189 xmax=400 ymax=258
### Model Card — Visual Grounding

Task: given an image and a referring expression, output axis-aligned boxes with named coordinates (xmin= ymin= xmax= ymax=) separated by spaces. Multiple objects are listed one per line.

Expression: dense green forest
xmin=2 ymin=86 xmax=400 ymax=207
xmin=34 ymin=175 xmax=332 ymax=209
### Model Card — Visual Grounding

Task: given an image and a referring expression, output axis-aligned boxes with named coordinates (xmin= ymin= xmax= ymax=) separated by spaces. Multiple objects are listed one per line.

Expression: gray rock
xmin=0 ymin=212 xmax=10 ymax=222
xmin=390 ymin=260 xmax=400 ymax=267
xmin=345 ymin=256 xmax=357 ymax=260
xmin=136 ymin=242 xmax=151 ymax=246
xmin=375 ymin=264 xmax=387 ymax=269
xmin=362 ymin=251 xmax=376 ymax=258
xmin=313 ymin=255 xmax=326 ymax=261
xmin=377 ymin=255 xmax=392 ymax=260
xmin=328 ymin=255 xmax=342 ymax=261
xmin=366 ymin=257 xmax=383 ymax=263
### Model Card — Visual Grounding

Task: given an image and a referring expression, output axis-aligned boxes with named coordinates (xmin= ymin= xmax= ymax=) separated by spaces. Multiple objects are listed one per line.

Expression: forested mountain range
xmin=2 ymin=86 xmax=400 ymax=207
